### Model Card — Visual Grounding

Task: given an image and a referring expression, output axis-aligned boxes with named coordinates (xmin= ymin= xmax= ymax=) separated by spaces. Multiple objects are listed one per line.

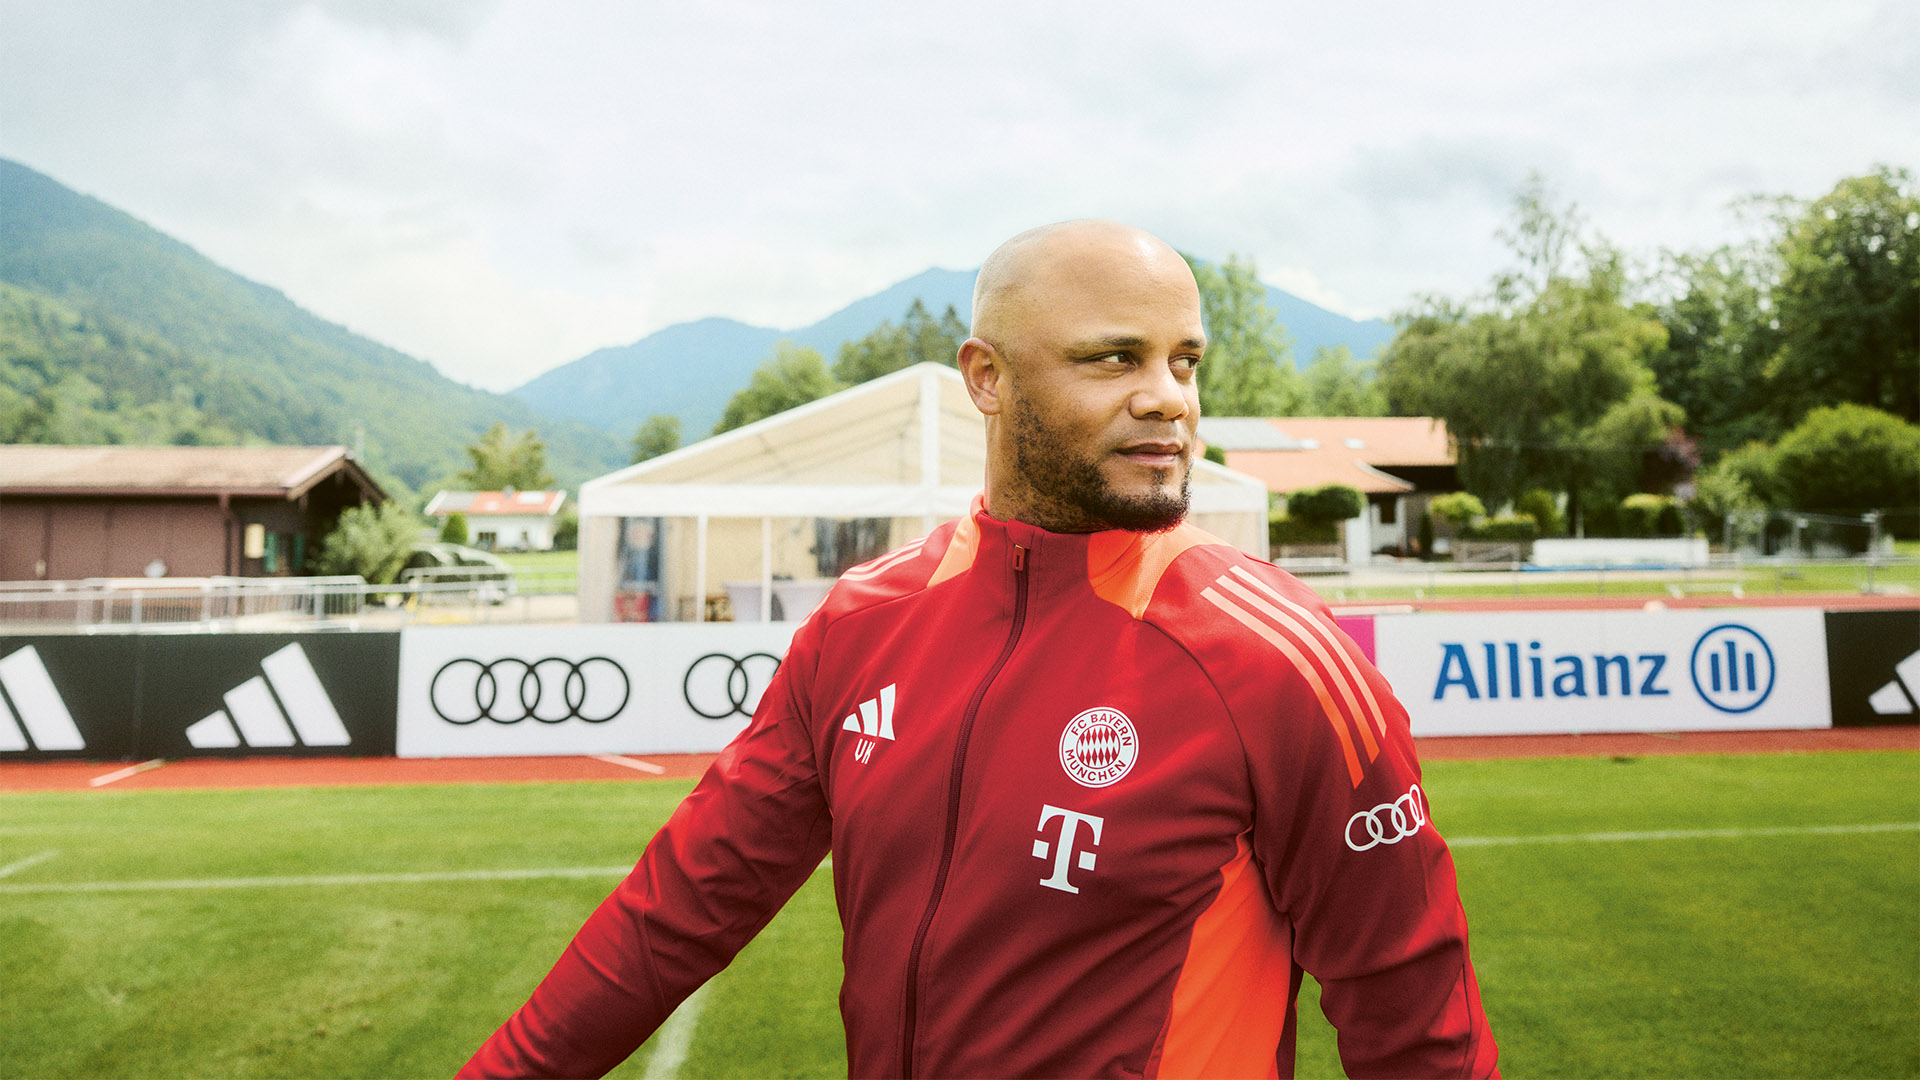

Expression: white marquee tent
xmin=577 ymin=363 xmax=1269 ymax=622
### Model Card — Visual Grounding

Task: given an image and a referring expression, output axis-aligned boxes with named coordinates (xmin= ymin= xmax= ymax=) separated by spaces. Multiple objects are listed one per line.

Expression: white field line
xmin=643 ymin=983 xmax=711 ymax=1080
xmin=0 ymin=864 xmax=632 ymax=895
xmin=89 ymin=759 xmax=165 ymax=788
xmin=593 ymin=754 xmax=667 ymax=775
xmin=3 ymin=828 xmax=1903 ymax=897
xmin=1451 ymin=821 xmax=1920 ymax=848
xmin=0 ymin=856 xmax=834 ymax=896
xmin=0 ymin=850 xmax=59 ymax=878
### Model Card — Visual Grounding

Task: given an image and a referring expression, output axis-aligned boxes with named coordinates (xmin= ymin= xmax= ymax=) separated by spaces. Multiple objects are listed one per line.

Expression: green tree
xmin=1184 ymin=253 xmax=1299 ymax=416
xmin=1300 ymin=345 xmax=1387 ymax=416
xmin=459 ymin=423 xmax=554 ymax=490
xmin=438 ymin=511 xmax=469 ymax=545
xmin=1649 ymin=243 xmax=1784 ymax=458
xmin=1771 ymin=404 xmax=1920 ymax=514
xmin=1684 ymin=457 xmax=1764 ymax=539
xmin=714 ymin=342 xmax=840 ymax=435
xmin=1379 ymin=183 xmax=1675 ymax=531
xmin=1770 ymin=167 xmax=1919 ymax=424
xmin=1714 ymin=441 xmax=1785 ymax=508
xmin=630 ymin=414 xmax=682 ymax=464
xmin=552 ymin=505 xmax=580 ymax=551
xmin=313 ymin=502 xmax=417 ymax=584
xmin=833 ymin=300 xmax=968 ymax=384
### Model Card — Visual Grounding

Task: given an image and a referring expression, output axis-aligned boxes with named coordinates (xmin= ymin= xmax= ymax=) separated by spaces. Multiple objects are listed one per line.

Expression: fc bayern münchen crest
xmin=1059 ymin=707 xmax=1139 ymax=788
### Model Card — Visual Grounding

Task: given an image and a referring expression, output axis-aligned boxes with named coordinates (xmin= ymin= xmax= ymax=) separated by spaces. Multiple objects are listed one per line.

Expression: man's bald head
xmin=957 ymin=219 xmax=1206 ymax=532
xmin=970 ymin=220 xmax=1198 ymax=356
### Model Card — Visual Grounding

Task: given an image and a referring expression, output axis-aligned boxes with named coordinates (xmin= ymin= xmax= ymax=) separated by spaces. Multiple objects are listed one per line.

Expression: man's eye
xmin=1173 ymin=356 xmax=1201 ymax=373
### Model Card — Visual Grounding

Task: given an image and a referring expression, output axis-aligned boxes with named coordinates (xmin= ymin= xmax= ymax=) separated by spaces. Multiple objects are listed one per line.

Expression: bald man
xmin=462 ymin=221 xmax=1499 ymax=1079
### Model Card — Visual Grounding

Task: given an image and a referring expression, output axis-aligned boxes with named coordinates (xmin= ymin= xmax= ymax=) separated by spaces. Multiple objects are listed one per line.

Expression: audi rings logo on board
xmin=429 ymin=656 xmax=632 ymax=725
xmin=683 ymin=652 xmax=781 ymax=720
xmin=1345 ymin=783 xmax=1428 ymax=852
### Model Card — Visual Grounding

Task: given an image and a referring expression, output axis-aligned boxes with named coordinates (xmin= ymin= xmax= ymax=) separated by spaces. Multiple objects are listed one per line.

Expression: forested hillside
xmin=0 ymin=159 xmax=623 ymax=497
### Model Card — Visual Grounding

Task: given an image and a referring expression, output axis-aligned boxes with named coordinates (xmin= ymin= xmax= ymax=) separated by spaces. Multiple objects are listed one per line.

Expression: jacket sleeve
xmin=1239 ymin=582 xmax=1499 ymax=1079
xmin=459 ymin=625 xmax=834 ymax=1079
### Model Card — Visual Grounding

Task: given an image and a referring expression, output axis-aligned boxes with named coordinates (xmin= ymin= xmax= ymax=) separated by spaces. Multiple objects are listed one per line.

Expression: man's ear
xmin=957 ymin=337 xmax=1006 ymax=417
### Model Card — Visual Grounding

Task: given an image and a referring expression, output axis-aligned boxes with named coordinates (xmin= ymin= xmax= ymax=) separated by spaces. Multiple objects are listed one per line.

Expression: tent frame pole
xmin=695 ymin=514 xmax=708 ymax=623
xmin=760 ymin=516 xmax=773 ymax=622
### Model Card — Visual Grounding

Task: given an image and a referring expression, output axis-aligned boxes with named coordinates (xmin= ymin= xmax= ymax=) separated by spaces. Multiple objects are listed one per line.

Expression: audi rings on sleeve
xmin=429 ymin=656 xmax=631 ymax=725
xmin=682 ymin=652 xmax=782 ymax=719
xmin=1344 ymin=783 xmax=1429 ymax=852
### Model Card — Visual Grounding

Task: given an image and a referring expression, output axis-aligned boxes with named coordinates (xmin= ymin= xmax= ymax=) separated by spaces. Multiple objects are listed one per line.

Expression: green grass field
xmin=3 ymin=752 xmax=1917 ymax=1079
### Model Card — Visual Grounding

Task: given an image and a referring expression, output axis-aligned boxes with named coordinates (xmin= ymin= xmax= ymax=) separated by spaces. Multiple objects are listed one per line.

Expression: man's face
xmin=990 ymin=237 xmax=1205 ymax=533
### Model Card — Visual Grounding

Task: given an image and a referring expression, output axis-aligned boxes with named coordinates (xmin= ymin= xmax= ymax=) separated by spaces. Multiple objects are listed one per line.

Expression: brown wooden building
xmin=0 ymin=446 xmax=385 ymax=581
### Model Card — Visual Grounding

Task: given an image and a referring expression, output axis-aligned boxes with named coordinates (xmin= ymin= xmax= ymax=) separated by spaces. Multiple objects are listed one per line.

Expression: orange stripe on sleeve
xmin=1215 ymin=577 xmax=1380 ymax=763
xmin=1228 ymin=566 xmax=1390 ymax=740
xmin=1202 ymin=587 xmax=1364 ymax=787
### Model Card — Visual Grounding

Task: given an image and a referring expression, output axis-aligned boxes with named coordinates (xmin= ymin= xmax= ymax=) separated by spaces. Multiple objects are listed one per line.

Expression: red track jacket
xmin=463 ymin=502 xmax=1498 ymax=1079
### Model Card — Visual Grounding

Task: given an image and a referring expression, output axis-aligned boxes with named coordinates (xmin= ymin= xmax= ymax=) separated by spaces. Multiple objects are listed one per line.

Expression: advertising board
xmin=1823 ymin=609 xmax=1920 ymax=726
xmin=0 ymin=633 xmax=400 ymax=760
xmin=396 ymin=623 xmax=802 ymax=757
xmin=1371 ymin=608 xmax=1831 ymax=736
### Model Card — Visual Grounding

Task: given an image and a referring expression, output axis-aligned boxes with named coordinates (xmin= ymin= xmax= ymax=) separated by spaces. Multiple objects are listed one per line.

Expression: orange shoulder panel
xmin=1087 ymin=522 xmax=1220 ymax=620
xmin=926 ymin=512 xmax=981 ymax=588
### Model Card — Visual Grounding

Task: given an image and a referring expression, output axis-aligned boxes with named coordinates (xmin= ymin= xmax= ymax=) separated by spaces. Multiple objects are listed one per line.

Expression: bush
xmin=552 ymin=506 xmax=579 ymax=551
xmin=1203 ymin=443 xmax=1228 ymax=466
xmin=1514 ymin=488 xmax=1564 ymax=537
xmin=1685 ymin=460 xmax=1763 ymax=538
xmin=1619 ymin=494 xmax=1684 ymax=537
xmin=313 ymin=502 xmax=418 ymax=584
xmin=1463 ymin=514 xmax=1539 ymax=542
xmin=1269 ymin=512 xmax=1338 ymax=547
xmin=438 ymin=511 xmax=469 ymax=545
xmin=1772 ymin=404 xmax=1920 ymax=514
xmin=1286 ymin=484 xmax=1365 ymax=523
xmin=1428 ymin=492 xmax=1486 ymax=530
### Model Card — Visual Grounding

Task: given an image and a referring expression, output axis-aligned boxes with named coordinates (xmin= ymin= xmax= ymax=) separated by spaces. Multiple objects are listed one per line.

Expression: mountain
xmin=0 ymin=158 xmax=625 ymax=496
xmin=513 ymin=265 xmax=1394 ymax=441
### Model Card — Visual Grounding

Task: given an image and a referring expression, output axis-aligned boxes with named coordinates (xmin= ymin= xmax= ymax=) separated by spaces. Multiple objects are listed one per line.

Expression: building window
xmin=1379 ymin=497 xmax=1397 ymax=525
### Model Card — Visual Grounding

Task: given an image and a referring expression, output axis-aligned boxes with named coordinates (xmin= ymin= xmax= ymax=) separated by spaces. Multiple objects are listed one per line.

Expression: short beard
xmin=1007 ymin=393 xmax=1190 ymax=533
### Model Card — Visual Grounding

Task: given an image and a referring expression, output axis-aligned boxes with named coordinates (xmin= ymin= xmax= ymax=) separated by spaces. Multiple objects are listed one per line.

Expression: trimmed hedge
xmin=1269 ymin=512 xmax=1339 ymax=546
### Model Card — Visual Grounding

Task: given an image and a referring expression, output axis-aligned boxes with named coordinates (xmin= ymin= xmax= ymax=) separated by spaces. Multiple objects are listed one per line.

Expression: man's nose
xmin=1130 ymin=359 xmax=1191 ymax=421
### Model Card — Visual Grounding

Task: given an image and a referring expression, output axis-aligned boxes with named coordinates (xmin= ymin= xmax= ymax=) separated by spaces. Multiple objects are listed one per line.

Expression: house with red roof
xmin=424 ymin=489 xmax=568 ymax=551
xmin=1198 ymin=417 xmax=1459 ymax=560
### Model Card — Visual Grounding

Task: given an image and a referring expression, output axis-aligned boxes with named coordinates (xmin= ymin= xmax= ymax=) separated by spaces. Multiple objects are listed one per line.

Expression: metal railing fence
xmin=0 ymin=555 xmax=1911 ymax=633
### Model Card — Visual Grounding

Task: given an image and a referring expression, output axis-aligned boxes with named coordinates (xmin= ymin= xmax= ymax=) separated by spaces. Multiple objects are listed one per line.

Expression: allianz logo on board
xmin=1433 ymin=622 xmax=1777 ymax=715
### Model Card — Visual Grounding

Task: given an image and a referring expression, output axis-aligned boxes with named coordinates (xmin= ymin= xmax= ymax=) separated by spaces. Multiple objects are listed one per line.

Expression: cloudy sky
xmin=2 ymin=1 xmax=1913 ymax=391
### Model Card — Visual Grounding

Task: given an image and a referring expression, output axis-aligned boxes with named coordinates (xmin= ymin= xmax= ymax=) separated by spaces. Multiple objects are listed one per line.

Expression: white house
xmin=425 ymin=489 xmax=569 ymax=550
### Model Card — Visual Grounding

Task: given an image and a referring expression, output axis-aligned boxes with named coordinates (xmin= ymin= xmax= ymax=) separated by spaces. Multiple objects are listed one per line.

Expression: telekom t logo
xmin=1031 ymin=804 xmax=1104 ymax=894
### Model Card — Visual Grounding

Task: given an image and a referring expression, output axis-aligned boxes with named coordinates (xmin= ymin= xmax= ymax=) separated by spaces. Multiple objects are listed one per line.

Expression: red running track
xmin=2 ymin=728 xmax=1913 ymax=792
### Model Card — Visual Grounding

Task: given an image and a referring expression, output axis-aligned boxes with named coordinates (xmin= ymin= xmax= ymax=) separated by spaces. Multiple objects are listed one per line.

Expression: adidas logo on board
xmin=185 ymin=643 xmax=352 ymax=749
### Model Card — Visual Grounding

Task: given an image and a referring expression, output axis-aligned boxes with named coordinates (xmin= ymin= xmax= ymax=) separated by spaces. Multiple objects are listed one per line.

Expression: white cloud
xmin=1 ymin=0 xmax=1914 ymax=390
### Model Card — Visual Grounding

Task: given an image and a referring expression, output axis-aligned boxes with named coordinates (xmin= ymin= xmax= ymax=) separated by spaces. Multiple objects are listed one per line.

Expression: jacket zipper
xmin=899 ymin=542 xmax=1029 ymax=1078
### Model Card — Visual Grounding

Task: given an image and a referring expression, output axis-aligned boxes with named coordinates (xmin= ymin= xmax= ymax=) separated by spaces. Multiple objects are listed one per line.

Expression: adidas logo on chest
xmin=842 ymin=683 xmax=895 ymax=764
